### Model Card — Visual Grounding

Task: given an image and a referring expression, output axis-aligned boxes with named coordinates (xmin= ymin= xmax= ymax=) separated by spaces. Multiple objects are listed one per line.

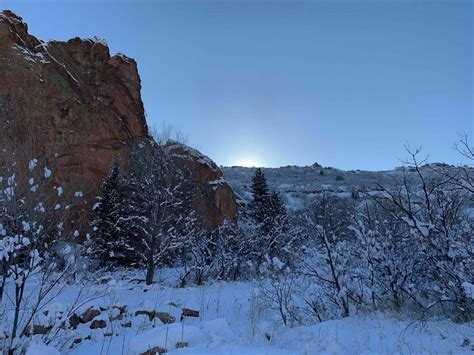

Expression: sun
xmin=235 ymin=157 xmax=261 ymax=168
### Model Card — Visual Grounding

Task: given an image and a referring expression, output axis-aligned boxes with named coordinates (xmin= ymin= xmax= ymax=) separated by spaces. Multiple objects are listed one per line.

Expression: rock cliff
xmin=0 ymin=10 xmax=237 ymax=231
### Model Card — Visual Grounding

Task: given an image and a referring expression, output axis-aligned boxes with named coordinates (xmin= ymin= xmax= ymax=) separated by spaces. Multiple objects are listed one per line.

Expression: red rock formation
xmin=0 ymin=10 xmax=237 ymax=232
xmin=165 ymin=142 xmax=238 ymax=227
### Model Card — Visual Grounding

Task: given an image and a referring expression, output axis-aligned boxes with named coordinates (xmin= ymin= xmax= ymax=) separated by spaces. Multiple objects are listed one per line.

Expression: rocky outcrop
xmin=0 ymin=10 xmax=237 ymax=232
xmin=165 ymin=142 xmax=237 ymax=227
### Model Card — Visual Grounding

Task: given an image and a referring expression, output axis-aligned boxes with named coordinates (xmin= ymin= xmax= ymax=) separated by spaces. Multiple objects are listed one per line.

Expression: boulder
xmin=90 ymin=319 xmax=107 ymax=329
xmin=140 ymin=347 xmax=167 ymax=355
xmin=165 ymin=141 xmax=238 ymax=227
xmin=80 ymin=307 xmax=100 ymax=323
xmin=181 ymin=308 xmax=200 ymax=318
xmin=32 ymin=324 xmax=52 ymax=335
xmin=155 ymin=312 xmax=176 ymax=324
xmin=69 ymin=313 xmax=81 ymax=329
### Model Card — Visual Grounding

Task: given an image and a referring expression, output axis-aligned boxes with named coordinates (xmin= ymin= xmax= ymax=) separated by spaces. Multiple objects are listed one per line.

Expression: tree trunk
xmin=146 ymin=263 xmax=154 ymax=285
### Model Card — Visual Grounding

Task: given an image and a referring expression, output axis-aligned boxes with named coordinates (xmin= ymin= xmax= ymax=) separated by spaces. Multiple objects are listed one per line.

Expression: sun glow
xmin=235 ymin=157 xmax=261 ymax=168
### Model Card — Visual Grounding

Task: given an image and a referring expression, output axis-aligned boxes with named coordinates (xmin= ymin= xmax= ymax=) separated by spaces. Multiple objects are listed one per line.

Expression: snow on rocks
xmin=15 ymin=270 xmax=467 ymax=354
xmin=128 ymin=323 xmax=209 ymax=354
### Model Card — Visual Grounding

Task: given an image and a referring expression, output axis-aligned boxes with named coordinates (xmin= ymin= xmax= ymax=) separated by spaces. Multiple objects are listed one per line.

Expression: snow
xmin=463 ymin=282 xmax=474 ymax=300
xmin=7 ymin=270 xmax=464 ymax=354
xmin=129 ymin=324 xmax=209 ymax=354
xmin=223 ymin=164 xmax=474 ymax=210
xmin=28 ymin=159 xmax=38 ymax=171
xmin=55 ymin=186 xmax=63 ymax=196
xmin=26 ymin=340 xmax=60 ymax=355
xmin=165 ymin=141 xmax=220 ymax=172
xmin=43 ymin=167 xmax=52 ymax=178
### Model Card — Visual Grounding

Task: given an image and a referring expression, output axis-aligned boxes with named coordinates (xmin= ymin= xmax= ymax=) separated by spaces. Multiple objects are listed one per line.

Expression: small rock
xmin=80 ymin=307 xmax=101 ymax=323
xmin=182 ymin=308 xmax=199 ymax=318
xmin=155 ymin=312 xmax=175 ymax=324
xmin=90 ymin=319 xmax=107 ymax=329
xmin=69 ymin=313 xmax=81 ymax=329
xmin=69 ymin=337 xmax=82 ymax=349
xmin=121 ymin=321 xmax=132 ymax=328
xmin=32 ymin=324 xmax=52 ymax=335
xmin=176 ymin=342 xmax=188 ymax=348
xmin=141 ymin=346 xmax=167 ymax=355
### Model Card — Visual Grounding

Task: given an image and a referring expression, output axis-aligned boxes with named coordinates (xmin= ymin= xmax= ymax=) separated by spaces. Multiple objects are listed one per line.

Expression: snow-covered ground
xmin=17 ymin=270 xmax=474 ymax=354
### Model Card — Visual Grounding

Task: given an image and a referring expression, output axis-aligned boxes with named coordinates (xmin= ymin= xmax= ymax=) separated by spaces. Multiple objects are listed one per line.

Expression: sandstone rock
xmin=90 ymin=319 xmax=107 ymax=329
xmin=141 ymin=347 xmax=167 ymax=355
xmin=0 ymin=11 xmax=148 ymax=233
xmin=181 ymin=308 xmax=200 ymax=318
xmin=0 ymin=10 xmax=237 ymax=234
xmin=155 ymin=312 xmax=176 ymax=324
xmin=80 ymin=307 xmax=101 ymax=323
xmin=165 ymin=141 xmax=238 ymax=227
xmin=69 ymin=313 xmax=81 ymax=329
xmin=31 ymin=324 xmax=52 ymax=335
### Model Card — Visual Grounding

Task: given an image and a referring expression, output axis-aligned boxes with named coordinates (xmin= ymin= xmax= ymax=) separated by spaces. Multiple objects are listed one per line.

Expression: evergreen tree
xmin=247 ymin=169 xmax=300 ymax=272
xmin=249 ymin=168 xmax=271 ymax=225
xmin=88 ymin=158 xmax=134 ymax=267
xmin=269 ymin=191 xmax=287 ymax=223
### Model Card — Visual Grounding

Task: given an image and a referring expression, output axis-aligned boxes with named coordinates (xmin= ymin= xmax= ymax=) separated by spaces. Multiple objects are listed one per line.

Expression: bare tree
xmin=302 ymin=195 xmax=359 ymax=318
xmin=367 ymin=148 xmax=473 ymax=321
xmin=0 ymin=150 xmax=85 ymax=353
xmin=124 ymin=140 xmax=197 ymax=285
xmin=150 ymin=122 xmax=189 ymax=145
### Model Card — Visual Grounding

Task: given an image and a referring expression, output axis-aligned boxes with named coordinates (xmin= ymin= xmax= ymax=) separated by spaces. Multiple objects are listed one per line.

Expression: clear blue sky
xmin=2 ymin=0 xmax=472 ymax=170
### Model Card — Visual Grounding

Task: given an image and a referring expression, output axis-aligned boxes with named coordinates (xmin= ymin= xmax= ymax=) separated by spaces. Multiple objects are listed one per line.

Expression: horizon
xmin=2 ymin=0 xmax=472 ymax=170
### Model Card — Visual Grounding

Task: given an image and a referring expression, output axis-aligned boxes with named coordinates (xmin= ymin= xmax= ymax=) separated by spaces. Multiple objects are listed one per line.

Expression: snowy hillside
xmin=223 ymin=164 xmax=467 ymax=209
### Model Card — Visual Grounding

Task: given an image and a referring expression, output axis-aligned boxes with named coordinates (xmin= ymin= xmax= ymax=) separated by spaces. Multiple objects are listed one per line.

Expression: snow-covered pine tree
xmin=88 ymin=158 xmax=133 ymax=268
xmin=247 ymin=170 xmax=300 ymax=273
xmin=249 ymin=168 xmax=271 ymax=225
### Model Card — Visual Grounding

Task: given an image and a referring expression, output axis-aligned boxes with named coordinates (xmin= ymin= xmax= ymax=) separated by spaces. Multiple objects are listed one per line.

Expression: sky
xmin=1 ymin=0 xmax=472 ymax=170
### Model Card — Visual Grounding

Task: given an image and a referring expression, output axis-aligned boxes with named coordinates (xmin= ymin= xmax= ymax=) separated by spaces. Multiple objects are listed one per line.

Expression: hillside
xmin=223 ymin=163 xmax=467 ymax=209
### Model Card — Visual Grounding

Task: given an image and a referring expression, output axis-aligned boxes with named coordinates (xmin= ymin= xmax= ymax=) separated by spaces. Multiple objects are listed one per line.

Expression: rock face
xmin=165 ymin=142 xmax=238 ymax=228
xmin=0 ymin=10 xmax=237 ymax=231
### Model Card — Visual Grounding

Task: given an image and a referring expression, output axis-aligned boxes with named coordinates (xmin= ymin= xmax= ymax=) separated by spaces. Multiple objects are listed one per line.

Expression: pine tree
xmin=88 ymin=158 xmax=132 ymax=267
xmin=270 ymin=191 xmax=287 ymax=222
xmin=249 ymin=168 xmax=271 ymax=225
